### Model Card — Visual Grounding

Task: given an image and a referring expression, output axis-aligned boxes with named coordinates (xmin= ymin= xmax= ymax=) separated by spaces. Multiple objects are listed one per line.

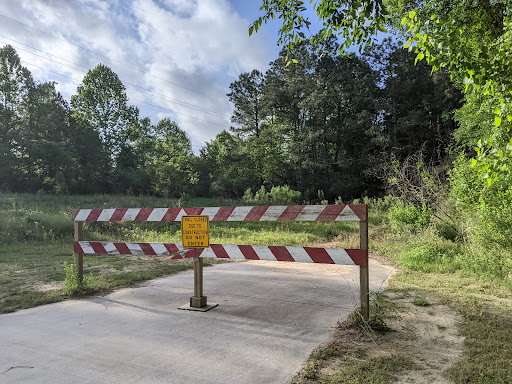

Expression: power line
xmin=20 ymin=59 xmax=232 ymax=130
xmin=0 ymin=38 xmax=232 ymax=120
xmin=0 ymin=13 xmax=231 ymax=105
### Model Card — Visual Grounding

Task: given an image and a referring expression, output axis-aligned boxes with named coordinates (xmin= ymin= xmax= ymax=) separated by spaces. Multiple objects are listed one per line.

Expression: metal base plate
xmin=177 ymin=303 xmax=219 ymax=312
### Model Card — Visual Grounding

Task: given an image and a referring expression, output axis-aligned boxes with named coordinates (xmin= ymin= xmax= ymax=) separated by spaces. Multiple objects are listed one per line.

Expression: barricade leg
xmin=190 ymin=257 xmax=207 ymax=307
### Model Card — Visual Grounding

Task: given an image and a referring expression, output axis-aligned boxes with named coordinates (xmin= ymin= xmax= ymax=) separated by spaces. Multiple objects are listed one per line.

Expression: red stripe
xmin=90 ymin=242 xmax=107 ymax=254
xmin=162 ymin=208 xmax=181 ymax=221
xmin=114 ymin=242 xmax=132 ymax=255
xmin=316 ymin=205 xmax=345 ymax=221
xmin=210 ymin=244 xmax=230 ymax=258
xmin=269 ymin=246 xmax=295 ymax=261
xmin=71 ymin=209 xmax=79 ymax=221
xmin=73 ymin=241 xmax=84 ymax=254
xmin=164 ymin=243 xmax=180 ymax=255
xmin=349 ymin=205 xmax=367 ymax=221
xmin=244 ymin=206 xmax=269 ymax=221
xmin=86 ymin=209 xmax=102 ymax=222
xmin=277 ymin=205 xmax=305 ymax=221
xmin=184 ymin=208 xmax=204 ymax=215
xmin=184 ymin=248 xmax=204 ymax=258
xmin=213 ymin=206 xmax=235 ymax=221
xmin=346 ymin=249 xmax=367 ymax=266
xmin=139 ymin=243 xmax=156 ymax=255
xmin=135 ymin=208 xmax=153 ymax=221
xmin=238 ymin=245 xmax=260 ymax=260
xmin=110 ymin=208 xmax=128 ymax=221
xmin=304 ymin=247 xmax=335 ymax=264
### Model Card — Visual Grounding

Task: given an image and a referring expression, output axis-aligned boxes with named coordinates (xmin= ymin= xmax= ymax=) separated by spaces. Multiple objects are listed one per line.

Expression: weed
xmin=63 ymin=261 xmax=79 ymax=294
xmin=412 ymin=297 xmax=430 ymax=306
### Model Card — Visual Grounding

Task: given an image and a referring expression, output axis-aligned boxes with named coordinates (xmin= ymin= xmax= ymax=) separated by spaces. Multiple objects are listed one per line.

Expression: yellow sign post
xmin=181 ymin=215 xmax=210 ymax=248
xmin=180 ymin=215 xmax=214 ymax=310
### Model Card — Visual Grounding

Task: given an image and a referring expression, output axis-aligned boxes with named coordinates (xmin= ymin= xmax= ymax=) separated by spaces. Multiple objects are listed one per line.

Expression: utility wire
xmin=21 ymin=59 xmax=231 ymax=129
xmin=0 ymin=35 xmax=231 ymax=119
xmin=2 ymin=39 xmax=232 ymax=120
xmin=0 ymin=13 xmax=231 ymax=105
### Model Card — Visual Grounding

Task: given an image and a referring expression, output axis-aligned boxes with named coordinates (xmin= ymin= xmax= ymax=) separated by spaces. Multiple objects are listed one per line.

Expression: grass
xmin=2 ymin=192 xmax=512 ymax=383
xmin=0 ymin=192 xmax=359 ymax=313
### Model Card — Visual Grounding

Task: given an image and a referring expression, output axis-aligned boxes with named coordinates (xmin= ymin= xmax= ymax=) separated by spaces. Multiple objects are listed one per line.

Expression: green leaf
xmin=494 ymin=107 xmax=501 ymax=115
xmin=249 ymin=25 xmax=254 ymax=36
xmin=471 ymin=159 xmax=477 ymax=167
xmin=408 ymin=11 xmax=416 ymax=19
xmin=291 ymin=59 xmax=298 ymax=63
xmin=377 ymin=24 xmax=387 ymax=33
xmin=401 ymin=17 xmax=408 ymax=25
xmin=495 ymin=116 xmax=502 ymax=127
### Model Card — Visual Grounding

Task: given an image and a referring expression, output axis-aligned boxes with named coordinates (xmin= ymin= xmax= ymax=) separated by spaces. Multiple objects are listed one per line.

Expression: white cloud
xmin=0 ymin=0 xmax=275 ymax=150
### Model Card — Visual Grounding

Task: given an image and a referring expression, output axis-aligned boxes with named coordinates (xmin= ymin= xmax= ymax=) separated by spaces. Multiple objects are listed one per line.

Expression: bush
xmin=243 ymin=185 xmax=301 ymax=205
xmin=399 ymin=240 xmax=463 ymax=273
xmin=388 ymin=201 xmax=432 ymax=231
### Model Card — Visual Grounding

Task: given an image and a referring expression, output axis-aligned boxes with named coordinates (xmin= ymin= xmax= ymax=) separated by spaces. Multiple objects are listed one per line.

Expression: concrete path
xmin=0 ymin=259 xmax=395 ymax=384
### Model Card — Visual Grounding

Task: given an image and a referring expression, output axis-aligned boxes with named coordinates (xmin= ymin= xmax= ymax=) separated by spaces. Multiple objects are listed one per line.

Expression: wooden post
xmin=74 ymin=221 xmax=83 ymax=284
xmin=190 ymin=255 xmax=207 ymax=308
xmin=359 ymin=208 xmax=369 ymax=321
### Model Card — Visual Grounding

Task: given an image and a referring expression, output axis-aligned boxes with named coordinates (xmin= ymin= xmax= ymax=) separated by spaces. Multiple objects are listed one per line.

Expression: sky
xmin=0 ymin=0 xmax=288 ymax=152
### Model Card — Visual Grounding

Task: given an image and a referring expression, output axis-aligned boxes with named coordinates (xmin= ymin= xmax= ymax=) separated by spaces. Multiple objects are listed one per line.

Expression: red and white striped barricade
xmin=72 ymin=205 xmax=369 ymax=317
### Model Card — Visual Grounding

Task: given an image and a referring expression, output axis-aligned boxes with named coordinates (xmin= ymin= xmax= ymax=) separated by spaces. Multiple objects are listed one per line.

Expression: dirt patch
xmin=290 ymin=290 xmax=464 ymax=383
xmin=34 ymin=281 xmax=63 ymax=292
xmin=383 ymin=292 xmax=464 ymax=383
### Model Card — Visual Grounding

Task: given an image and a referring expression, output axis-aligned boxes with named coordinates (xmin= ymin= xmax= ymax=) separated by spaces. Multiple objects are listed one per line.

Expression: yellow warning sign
xmin=181 ymin=215 xmax=210 ymax=248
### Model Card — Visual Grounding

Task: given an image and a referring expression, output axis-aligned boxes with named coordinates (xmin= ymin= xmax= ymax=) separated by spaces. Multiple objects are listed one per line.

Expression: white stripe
xmin=326 ymin=248 xmax=354 ymax=265
xmin=102 ymin=242 xmax=119 ymax=254
xmin=286 ymin=246 xmax=313 ymax=263
xmin=201 ymin=207 xmax=220 ymax=220
xmin=147 ymin=208 xmax=167 ymax=221
xmin=336 ymin=205 xmax=360 ymax=221
xmin=123 ymin=208 xmax=141 ymax=221
xmin=259 ymin=206 xmax=287 ymax=221
xmin=74 ymin=209 xmax=91 ymax=222
xmin=174 ymin=209 xmax=186 ymax=221
xmin=98 ymin=209 xmax=115 ymax=221
xmin=295 ymin=205 xmax=324 ymax=221
xmin=227 ymin=206 xmax=253 ymax=221
xmin=79 ymin=241 xmax=95 ymax=254
xmin=126 ymin=243 xmax=143 ymax=255
xmin=198 ymin=247 xmax=216 ymax=259
xmin=151 ymin=243 xmax=169 ymax=255
xmin=222 ymin=244 xmax=246 ymax=259
xmin=251 ymin=245 xmax=277 ymax=261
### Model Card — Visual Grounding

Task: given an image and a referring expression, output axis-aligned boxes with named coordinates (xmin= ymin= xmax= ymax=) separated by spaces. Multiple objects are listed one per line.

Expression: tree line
xmin=0 ymin=39 xmax=461 ymax=201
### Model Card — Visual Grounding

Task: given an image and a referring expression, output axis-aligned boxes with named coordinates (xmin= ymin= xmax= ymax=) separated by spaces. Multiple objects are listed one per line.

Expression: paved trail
xmin=0 ymin=259 xmax=395 ymax=384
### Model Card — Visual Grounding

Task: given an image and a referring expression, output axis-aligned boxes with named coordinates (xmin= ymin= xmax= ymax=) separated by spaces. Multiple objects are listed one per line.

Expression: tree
xmin=18 ymin=82 xmax=74 ymax=193
xmin=71 ymin=64 xmax=139 ymax=161
xmin=251 ymin=0 xmax=388 ymax=61
xmin=0 ymin=45 xmax=34 ymax=190
xmin=149 ymin=118 xmax=196 ymax=197
xmin=364 ymin=38 xmax=462 ymax=164
xmin=227 ymin=69 xmax=267 ymax=138
xmin=199 ymin=130 xmax=260 ymax=198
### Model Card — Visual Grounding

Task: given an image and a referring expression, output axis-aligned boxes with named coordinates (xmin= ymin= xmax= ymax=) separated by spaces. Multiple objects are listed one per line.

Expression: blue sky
xmin=0 ymin=0 xmax=288 ymax=151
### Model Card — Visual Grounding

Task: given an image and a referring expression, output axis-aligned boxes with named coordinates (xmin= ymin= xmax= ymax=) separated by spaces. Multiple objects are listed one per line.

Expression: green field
xmin=2 ymin=192 xmax=511 ymax=383
xmin=0 ymin=192 xmax=361 ymax=313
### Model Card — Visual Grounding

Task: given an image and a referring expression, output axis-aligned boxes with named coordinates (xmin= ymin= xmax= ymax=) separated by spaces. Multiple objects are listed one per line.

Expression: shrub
xmin=243 ymin=185 xmax=301 ymax=205
xmin=388 ymin=201 xmax=432 ymax=231
xmin=398 ymin=240 xmax=462 ymax=273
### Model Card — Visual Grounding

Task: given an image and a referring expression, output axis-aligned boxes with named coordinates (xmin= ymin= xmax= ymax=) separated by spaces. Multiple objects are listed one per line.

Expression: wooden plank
xmin=359 ymin=213 xmax=369 ymax=321
xmin=74 ymin=221 xmax=83 ymax=283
